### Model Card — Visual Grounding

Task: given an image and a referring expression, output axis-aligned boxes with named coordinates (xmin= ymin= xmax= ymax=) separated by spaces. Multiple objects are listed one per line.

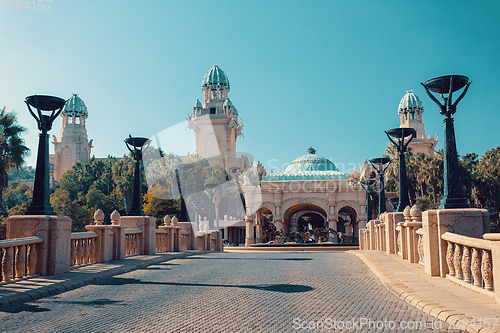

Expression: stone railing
xmin=0 ymin=236 xmax=43 ymax=282
xmin=3 ymin=209 xmax=222 ymax=284
xmin=441 ymin=232 xmax=497 ymax=298
xmin=70 ymin=232 xmax=98 ymax=267
xmin=124 ymin=229 xmax=142 ymax=257
xmin=359 ymin=206 xmax=499 ymax=303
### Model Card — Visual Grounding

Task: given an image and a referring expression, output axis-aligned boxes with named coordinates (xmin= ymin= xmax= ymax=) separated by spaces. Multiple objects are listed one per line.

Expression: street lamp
xmin=25 ymin=95 xmax=66 ymax=215
xmin=175 ymin=163 xmax=194 ymax=222
xmin=125 ymin=135 xmax=150 ymax=216
xmin=421 ymin=75 xmax=471 ymax=209
xmin=359 ymin=179 xmax=376 ymax=222
xmin=369 ymin=157 xmax=391 ymax=217
xmin=385 ymin=127 xmax=416 ymax=212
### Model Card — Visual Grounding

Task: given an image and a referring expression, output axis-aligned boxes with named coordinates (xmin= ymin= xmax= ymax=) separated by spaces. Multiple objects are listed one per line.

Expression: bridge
xmin=1 ymin=208 xmax=500 ymax=332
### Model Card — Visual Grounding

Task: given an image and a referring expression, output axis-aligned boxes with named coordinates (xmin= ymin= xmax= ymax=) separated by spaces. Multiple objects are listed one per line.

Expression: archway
xmin=284 ymin=203 xmax=327 ymax=234
xmin=337 ymin=206 xmax=358 ymax=243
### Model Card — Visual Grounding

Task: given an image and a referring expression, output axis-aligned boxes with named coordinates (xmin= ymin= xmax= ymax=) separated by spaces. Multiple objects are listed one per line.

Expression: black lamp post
xmin=369 ymin=157 xmax=391 ymax=217
xmin=125 ymin=136 xmax=150 ymax=216
xmin=175 ymin=163 xmax=194 ymax=222
xmin=385 ymin=127 xmax=416 ymax=212
xmin=422 ymin=75 xmax=471 ymax=209
xmin=359 ymin=179 xmax=376 ymax=222
xmin=25 ymin=95 xmax=66 ymax=215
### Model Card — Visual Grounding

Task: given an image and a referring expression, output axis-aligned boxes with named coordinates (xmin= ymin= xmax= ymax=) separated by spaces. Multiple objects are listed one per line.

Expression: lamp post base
xmin=439 ymin=197 xmax=470 ymax=209
xmin=25 ymin=204 xmax=56 ymax=216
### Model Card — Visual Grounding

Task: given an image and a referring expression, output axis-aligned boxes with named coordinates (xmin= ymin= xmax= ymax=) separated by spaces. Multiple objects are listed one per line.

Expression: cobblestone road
xmin=0 ymin=251 xmax=461 ymax=332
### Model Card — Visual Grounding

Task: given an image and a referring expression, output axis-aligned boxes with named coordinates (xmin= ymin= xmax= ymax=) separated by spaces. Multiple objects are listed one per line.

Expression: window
xmin=210 ymin=108 xmax=216 ymax=115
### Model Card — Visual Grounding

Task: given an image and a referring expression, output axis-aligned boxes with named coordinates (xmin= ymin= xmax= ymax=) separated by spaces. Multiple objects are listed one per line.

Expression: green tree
xmin=0 ymin=107 xmax=29 ymax=205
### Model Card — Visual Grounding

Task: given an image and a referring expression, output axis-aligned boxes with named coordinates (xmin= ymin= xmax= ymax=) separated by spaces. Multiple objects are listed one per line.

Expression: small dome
xmin=398 ymin=90 xmax=423 ymax=114
xmin=284 ymin=148 xmax=339 ymax=173
xmin=193 ymin=99 xmax=202 ymax=109
xmin=233 ymin=107 xmax=238 ymax=115
xmin=64 ymin=94 xmax=88 ymax=118
xmin=223 ymin=98 xmax=233 ymax=107
xmin=202 ymin=65 xmax=230 ymax=90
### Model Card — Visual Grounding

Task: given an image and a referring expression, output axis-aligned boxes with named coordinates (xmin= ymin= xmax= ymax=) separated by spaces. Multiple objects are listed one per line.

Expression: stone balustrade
xmin=441 ymin=232 xmax=498 ymax=301
xmin=1 ymin=236 xmax=43 ymax=282
xmin=124 ymin=229 xmax=142 ymax=257
xmin=359 ymin=206 xmax=500 ymax=303
xmin=70 ymin=232 xmax=98 ymax=267
xmin=2 ymin=210 xmax=223 ymax=286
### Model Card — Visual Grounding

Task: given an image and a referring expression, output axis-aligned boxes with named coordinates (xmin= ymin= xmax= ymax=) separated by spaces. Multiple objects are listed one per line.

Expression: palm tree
xmin=0 ymin=107 xmax=29 ymax=206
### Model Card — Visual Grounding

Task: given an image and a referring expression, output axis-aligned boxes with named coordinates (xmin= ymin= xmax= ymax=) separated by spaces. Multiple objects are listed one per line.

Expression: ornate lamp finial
xmin=308 ymin=147 xmax=316 ymax=154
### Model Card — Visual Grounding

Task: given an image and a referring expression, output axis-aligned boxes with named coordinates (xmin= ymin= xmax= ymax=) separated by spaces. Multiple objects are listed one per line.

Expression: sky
xmin=1 ymin=0 xmax=499 ymax=174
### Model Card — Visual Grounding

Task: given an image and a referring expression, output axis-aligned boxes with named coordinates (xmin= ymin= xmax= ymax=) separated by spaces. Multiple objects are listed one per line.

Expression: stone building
xmin=398 ymin=90 xmax=438 ymax=156
xmin=187 ymin=65 xmax=250 ymax=174
xmin=49 ymin=94 xmax=93 ymax=184
xmin=242 ymin=147 xmax=367 ymax=245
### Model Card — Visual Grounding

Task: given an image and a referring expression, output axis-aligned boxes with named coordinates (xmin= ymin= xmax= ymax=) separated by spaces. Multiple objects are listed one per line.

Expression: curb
xmin=0 ymin=250 xmax=207 ymax=308
xmin=349 ymin=251 xmax=500 ymax=333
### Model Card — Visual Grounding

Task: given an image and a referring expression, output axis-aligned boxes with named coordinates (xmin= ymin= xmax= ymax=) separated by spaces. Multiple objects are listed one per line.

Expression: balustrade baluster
xmin=471 ymin=248 xmax=481 ymax=287
xmin=446 ymin=241 xmax=455 ymax=276
xmin=481 ymin=250 xmax=493 ymax=291
xmin=461 ymin=246 xmax=471 ymax=283
xmin=2 ymin=247 xmax=13 ymax=282
xmin=76 ymin=239 xmax=83 ymax=265
xmin=70 ymin=240 xmax=76 ymax=266
xmin=89 ymin=238 xmax=96 ymax=263
xmin=453 ymin=244 xmax=463 ymax=279
xmin=15 ymin=245 xmax=26 ymax=278
xmin=417 ymin=234 xmax=424 ymax=264
xmin=27 ymin=244 xmax=37 ymax=276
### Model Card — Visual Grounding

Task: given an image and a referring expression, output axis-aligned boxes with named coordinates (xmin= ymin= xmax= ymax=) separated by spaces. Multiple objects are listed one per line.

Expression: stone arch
xmin=283 ymin=203 xmax=328 ymax=234
xmin=282 ymin=197 xmax=329 ymax=218
xmin=337 ymin=205 xmax=358 ymax=243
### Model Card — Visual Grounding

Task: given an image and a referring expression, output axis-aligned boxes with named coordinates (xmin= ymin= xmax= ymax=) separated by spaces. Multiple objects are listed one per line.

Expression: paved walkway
xmin=1 ymin=251 xmax=460 ymax=332
xmin=352 ymin=250 xmax=500 ymax=333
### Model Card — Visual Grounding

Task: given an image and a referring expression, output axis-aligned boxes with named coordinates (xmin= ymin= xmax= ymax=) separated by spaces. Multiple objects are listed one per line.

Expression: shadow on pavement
xmin=93 ymin=277 xmax=314 ymax=293
xmin=0 ymin=303 xmax=51 ymax=314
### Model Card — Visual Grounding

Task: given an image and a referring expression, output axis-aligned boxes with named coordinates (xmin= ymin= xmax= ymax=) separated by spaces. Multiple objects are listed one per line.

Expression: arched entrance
xmin=284 ymin=203 xmax=327 ymax=234
xmin=337 ymin=206 xmax=358 ymax=243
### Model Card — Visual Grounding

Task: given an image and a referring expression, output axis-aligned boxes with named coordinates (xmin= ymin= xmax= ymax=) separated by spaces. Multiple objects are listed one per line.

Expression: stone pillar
xmin=120 ymin=216 xmax=156 ymax=255
xmin=7 ymin=215 xmax=71 ymax=276
xmin=177 ymin=221 xmax=194 ymax=250
xmin=245 ymin=214 xmax=255 ymax=246
xmin=483 ymin=233 xmax=500 ymax=303
xmin=85 ymin=209 xmax=112 ymax=263
xmin=110 ymin=210 xmax=126 ymax=260
xmin=384 ymin=212 xmax=404 ymax=254
xmin=422 ymin=208 xmax=489 ymax=277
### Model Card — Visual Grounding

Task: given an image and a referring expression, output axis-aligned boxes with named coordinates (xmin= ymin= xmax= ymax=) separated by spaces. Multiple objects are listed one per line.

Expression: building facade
xmin=187 ymin=65 xmax=250 ymax=174
xmin=398 ymin=90 xmax=438 ymax=156
xmin=50 ymin=94 xmax=93 ymax=184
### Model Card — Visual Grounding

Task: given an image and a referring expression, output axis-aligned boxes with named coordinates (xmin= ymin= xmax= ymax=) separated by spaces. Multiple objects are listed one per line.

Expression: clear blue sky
xmin=1 ymin=0 xmax=499 ymax=173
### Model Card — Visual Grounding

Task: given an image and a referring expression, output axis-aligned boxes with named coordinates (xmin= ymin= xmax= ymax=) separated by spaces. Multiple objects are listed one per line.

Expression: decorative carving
xmin=396 ymin=228 xmax=402 ymax=255
xmin=2 ymin=247 xmax=13 ymax=281
xmin=27 ymin=244 xmax=37 ymax=276
xmin=94 ymin=209 xmax=105 ymax=225
xmin=410 ymin=205 xmax=422 ymax=222
xmin=471 ymin=248 xmax=481 ymax=287
xmin=111 ymin=210 xmax=121 ymax=225
xmin=453 ymin=244 xmax=463 ymax=279
xmin=461 ymin=246 xmax=471 ymax=283
xmin=89 ymin=238 xmax=96 ymax=263
xmin=15 ymin=245 xmax=26 ymax=278
xmin=417 ymin=233 xmax=424 ymax=264
xmin=82 ymin=239 xmax=88 ymax=264
xmin=482 ymin=250 xmax=493 ymax=291
xmin=446 ymin=241 xmax=454 ymax=276
xmin=164 ymin=215 xmax=171 ymax=226
xmin=76 ymin=239 xmax=83 ymax=265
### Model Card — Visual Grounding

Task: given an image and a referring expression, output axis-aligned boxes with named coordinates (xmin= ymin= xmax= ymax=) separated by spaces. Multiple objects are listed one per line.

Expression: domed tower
xmin=398 ymin=91 xmax=438 ymax=156
xmin=188 ymin=65 xmax=248 ymax=173
xmin=50 ymin=94 xmax=93 ymax=183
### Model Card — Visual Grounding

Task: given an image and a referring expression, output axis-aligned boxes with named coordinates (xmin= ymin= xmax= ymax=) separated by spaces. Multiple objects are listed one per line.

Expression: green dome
xmin=64 ymin=94 xmax=88 ymax=118
xmin=262 ymin=147 xmax=347 ymax=181
xmin=202 ymin=65 xmax=230 ymax=90
xmin=284 ymin=147 xmax=339 ymax=173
